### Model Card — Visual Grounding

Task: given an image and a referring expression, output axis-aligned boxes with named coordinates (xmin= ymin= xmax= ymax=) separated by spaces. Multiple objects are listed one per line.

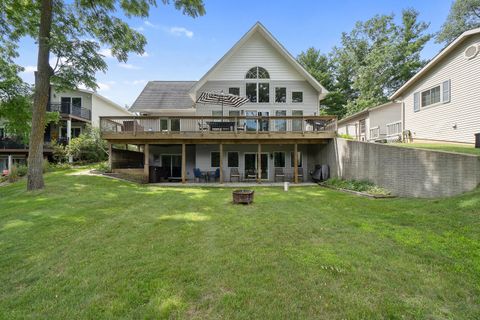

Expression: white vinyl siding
xmin=208 ymin=32 xmax=305 ymax=81
xmin=401 ymin=34 xmax=480 ymax=144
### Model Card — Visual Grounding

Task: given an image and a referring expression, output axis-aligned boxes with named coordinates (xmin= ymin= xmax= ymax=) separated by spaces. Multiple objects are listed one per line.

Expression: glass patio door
xmin=258 ymin=111 xmax=270 ymax=131
xmin=244 ymin=153 xmax=268 ymax=180
xmin=161 ymin=155 xmax=182 ymax=178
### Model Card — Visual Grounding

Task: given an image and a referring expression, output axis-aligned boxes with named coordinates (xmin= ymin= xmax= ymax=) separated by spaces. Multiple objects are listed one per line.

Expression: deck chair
xmin=274 ymin=167 xmax=285 ymax=182
xmin=230 ymin=168 xmax=241 ymax=182
xmin=297 ymin=168 xmax=304 ymax=182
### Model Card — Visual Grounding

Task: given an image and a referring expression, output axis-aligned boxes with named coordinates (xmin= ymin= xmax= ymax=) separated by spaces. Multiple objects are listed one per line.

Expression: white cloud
xmin=169 ymin=26 xmax=194 ymax=38
xmin=123 ymin=79 xmax=147 ymax=85
xmin=21 ymin=66 xmax=37 ymax=74
xmin=97 ymin=81 xmax=116 ymax=91
xmin=118 ymin=63 xmax=141 ymax=70
xmin=98 ymin=48 xmax=113 ymax=58
xmin=144 ymin=20 xmax=159 ymax=29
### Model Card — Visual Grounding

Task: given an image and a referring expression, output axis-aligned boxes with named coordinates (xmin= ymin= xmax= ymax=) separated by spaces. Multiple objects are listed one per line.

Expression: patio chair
xmin=297 ymin=168 xmax=304 ymax=182
xmin=274 ymin=167 xmax=285 ymax=182
xmin=193 ymin=168 xmax=206 ymax=183
xmin=230 ymin=167 xmax=241 ymax=182
xmin=245 ymin=169 xmax=256 ymax=181
xmin=197 ymin=121 xmax=209 ymax=131
xmin=214 ymin=168 xmax=220 ymax=181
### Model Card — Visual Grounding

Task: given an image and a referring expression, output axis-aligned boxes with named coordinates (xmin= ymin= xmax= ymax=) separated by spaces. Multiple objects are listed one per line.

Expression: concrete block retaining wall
xmin=314 ymin=138 xmax=480 ymax=198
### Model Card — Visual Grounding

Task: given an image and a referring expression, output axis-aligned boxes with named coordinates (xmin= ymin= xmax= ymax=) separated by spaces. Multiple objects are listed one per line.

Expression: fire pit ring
xmin=232 ymin=190 xmax=254 ymax=204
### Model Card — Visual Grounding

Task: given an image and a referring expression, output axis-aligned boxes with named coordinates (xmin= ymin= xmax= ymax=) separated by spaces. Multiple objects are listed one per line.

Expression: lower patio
xmin=109 ymin=142 xmax=329 ymax=184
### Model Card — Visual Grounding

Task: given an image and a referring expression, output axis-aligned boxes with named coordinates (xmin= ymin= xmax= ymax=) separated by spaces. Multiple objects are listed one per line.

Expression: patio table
xmin=207 ymin=121 xmax=236 ymax=131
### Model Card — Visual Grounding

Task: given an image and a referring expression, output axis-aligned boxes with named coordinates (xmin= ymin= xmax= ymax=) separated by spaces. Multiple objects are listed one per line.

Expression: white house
xmin=337 ymin=102 xmax=402 ymax=142
xmin=390 ymin=28 xmax=480 ymax=145
xmin=0 ymin=87 xmax=131 ymax=171
xmin=101 ymin=22 xmax=336 ymax=183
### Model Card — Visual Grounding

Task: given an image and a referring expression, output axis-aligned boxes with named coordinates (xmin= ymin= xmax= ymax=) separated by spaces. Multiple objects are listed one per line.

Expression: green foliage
xmin=7 ymin=164 xmax=27 ymax=182
xmin=323 ymin=178 xmax=391 ymax=195
xmin=337 ymin=133 xmax=354 ymax=140
xmin=51 ymin=139 xmax=68 ymax=163
xmin=49 ymin=162 xmax=73 ymax=171
xmin=94 ymin=161 xmax=111 ymax=173
xmin=437 ymin=0 xmax=480 ymax=44
xmin=42 ymin=159 xmax=50 ymax=173
xmin=67 ymin=126 xmax=108 ymax=163
xmin=298 ymin=9 xmax=431 ymax=119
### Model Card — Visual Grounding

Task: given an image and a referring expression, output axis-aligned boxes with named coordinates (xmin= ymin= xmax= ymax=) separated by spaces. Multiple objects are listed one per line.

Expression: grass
xmin=394 ymin=142 xmax=480 ymax=156
xmin=322 ymin=178 xmax=391 ymax=196
xmin=0 ymin=169 xmax=479 ymax=319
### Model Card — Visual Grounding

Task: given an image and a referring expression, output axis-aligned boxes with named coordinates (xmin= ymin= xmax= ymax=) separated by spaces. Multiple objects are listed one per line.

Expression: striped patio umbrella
xmin=196 ymin=91 xmax=249 ymax=119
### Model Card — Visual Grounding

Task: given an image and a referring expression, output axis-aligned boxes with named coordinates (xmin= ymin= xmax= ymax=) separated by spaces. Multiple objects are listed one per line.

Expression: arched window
xmin=245 ymin=66 xmax=270 ymax=79
xmin=245 ymin=67 xmax=270 ymax=103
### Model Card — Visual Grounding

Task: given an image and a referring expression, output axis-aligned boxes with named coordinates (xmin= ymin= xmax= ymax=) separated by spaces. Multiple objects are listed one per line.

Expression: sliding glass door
xmin=244 ymin=153 xmax=268 ymax=180
xmin=161 ymin=155 xmax=182 ymax=178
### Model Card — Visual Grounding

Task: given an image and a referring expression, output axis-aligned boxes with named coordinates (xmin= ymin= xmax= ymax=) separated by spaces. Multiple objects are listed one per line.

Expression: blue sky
xmin=17 ymin=0 xmax=453 ymax=107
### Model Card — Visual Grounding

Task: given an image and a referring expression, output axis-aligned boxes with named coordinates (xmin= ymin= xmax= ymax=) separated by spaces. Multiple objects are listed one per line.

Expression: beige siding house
xmin=391 ymin=28 xmax=480 ymax=144
xmin=337 ymin=102 xmax=401 ymax=142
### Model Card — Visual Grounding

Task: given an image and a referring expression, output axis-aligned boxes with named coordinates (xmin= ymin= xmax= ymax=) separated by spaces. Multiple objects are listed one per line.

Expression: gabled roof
xmin=390 ymin=27 xmax=480 ymax=100
xmin=188 ymin=22 xmax=328 ymax=99
xmin=337 ymin=101 xmax=400 ymax=125
xmin=129 ymin=81 xmax=197 ymax=112
xmin=58 ymin=86 xmax=131 ymax=115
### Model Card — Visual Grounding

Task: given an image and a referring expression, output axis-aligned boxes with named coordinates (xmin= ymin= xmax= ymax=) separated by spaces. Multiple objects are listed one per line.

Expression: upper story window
xmin=275 ymin=87 xmax=286 ymax=103
xmin=245 ymin=67 xmax=270 ymax=103
xmin=229 ymin=87 xmax=240 ymax=96
xmin=245 ymin=67 xmax=270 ymax=79
xmin=61 ymin=97 xmax=82 ymax=108
xmin=292 ymin=91 xmax=303 ymax=103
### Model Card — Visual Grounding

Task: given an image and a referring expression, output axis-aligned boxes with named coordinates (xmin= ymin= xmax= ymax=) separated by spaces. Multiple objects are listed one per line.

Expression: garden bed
xmin=320 ymin=178 xmax=395 ymax=198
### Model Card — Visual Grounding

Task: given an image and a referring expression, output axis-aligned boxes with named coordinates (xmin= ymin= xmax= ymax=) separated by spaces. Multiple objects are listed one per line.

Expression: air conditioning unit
xmin=464 ymin=44 xmax=479 ymax=60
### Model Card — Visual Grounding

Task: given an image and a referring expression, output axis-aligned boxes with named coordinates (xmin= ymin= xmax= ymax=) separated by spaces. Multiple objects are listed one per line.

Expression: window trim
xmin=420 ymin=85 xmax=441 ymax=108
xmin=210 ymin=151 xmax=220 ymax=168
xmin=227 ymin=151 xmax=239 ymax=168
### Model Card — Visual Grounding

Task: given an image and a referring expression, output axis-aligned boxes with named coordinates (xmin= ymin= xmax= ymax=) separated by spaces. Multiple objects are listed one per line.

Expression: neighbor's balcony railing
xmin=100 ymin=115 xmax=337 ymax=135
xmin=47 ymin=102 xmax=92 ymax=121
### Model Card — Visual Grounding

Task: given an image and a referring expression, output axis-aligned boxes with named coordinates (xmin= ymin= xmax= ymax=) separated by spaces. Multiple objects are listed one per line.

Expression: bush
xmin=67 ymin=126 xmax=108 ymax=163
xmin=8 ymin=165 xmax=23 ymax=182
xmin=16 ymin=164 xmax=28 ymax=177
xmin=338 ymin=133 xmax=354 ymax=140
xmin=42 ymin=159 xmax=51 ymax=173
xmin=94 ymin=161 xmax=111 ymax=173
xmin=51 ymin=140 xmax=68 ymax=163
xmin=50 ymin=162 xmax=73 ymax=171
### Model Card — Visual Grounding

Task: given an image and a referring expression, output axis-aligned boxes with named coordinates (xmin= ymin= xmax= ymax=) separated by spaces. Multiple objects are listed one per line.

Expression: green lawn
xmin=1 ymin=170 xmax=479 ymax=319
xmin=394 ymin=142 xmax=480 ymax=156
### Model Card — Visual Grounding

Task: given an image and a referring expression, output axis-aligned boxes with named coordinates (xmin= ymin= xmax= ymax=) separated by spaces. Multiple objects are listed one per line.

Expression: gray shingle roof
xmin=129 ymin=81 xmax=196 ymax=112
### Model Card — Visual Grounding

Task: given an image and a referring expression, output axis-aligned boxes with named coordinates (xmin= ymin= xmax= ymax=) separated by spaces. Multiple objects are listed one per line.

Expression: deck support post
xmin=108 ymin=143 xmax=112 ymax=171
xmin=219 ymin=143 xmax=224 ymax=184
xmin=257 ymin=143 xmax=261 ymax=184
xmin=181 ymin=143 xmax=186 ymax=184
xmin=294 ymin=143 xmax=298 ymax=184
xmin=144 ymin=143 xmax=149 ymax=183
xmin=67 ymin=119 xmax=73 ymax=163
xmin=7 ymin=154 xmax=13 ymax=170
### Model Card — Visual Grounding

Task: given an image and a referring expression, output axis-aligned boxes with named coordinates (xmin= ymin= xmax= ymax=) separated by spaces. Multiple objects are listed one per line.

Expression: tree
xmin=0 ymin=0 xmax=206 ymax=190
xmin=333 ymin=9 xmax=431 ymax=115
xmin=437 ymin=0 xmax=480 ymax=44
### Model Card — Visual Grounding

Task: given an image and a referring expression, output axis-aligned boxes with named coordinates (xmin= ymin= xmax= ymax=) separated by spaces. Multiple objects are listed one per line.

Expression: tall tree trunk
xmin=27 ymin=0 xmax=53 ymax=190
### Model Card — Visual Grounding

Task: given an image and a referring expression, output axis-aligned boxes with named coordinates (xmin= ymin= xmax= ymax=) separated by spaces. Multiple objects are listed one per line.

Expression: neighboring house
xmin=391 ymin=28 xmax=480 ymax=145
xmin=337 ymin=102 xmax=402 ymax=142
xmin=101 ymin=22 xmax=336 ymax=183
xmin=0 ymin=87 xmax=131 ymax=171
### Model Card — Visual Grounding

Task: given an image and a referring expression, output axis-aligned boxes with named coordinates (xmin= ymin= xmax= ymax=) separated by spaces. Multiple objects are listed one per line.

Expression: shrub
xmin=51 ymin=140 xmax=68 ymax=163
xmin=42 ymin=159 xmax=51 ymax=173
xmin=94 ymin=161 xmax=111 ymax=173
xmin=67 ymin=126 xmax=108 ymax=163
xmin=50 ymin=162 xmax=73 ymax=171
xmin=8 ymin=165 xmax=20 ymax=182
xmin=338 ymin=133 xmax=354 ymax=140
xmin=16 ymin=164 xmax=28 ymax=177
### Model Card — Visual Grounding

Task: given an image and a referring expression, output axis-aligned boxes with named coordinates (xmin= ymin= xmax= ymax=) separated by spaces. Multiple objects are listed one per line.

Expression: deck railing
xmin=100 ymin=115 xmax=337 ymax=135
xmin=48 ymin=102 xmax=92 ymax=121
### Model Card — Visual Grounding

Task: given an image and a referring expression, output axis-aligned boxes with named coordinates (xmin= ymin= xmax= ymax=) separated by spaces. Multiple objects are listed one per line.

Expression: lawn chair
xmin=245 ymin=169 xmax=256 ymax=181
xmin=214 ymin=168 xmax=220 ymax=182
xmin=274 ymin=167 xmax=285 ymax=182
xmin=198 ymin=121 xmax=209 ymax=131
xmin=230 ymin=168 xmax=241 ymax=182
